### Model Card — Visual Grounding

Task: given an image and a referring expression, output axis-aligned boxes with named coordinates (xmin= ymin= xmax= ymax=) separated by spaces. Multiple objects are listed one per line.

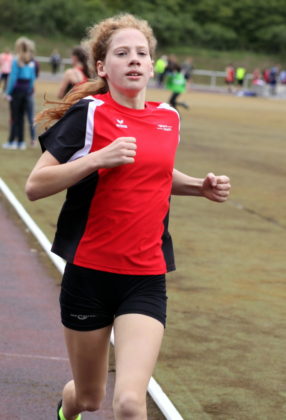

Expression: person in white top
xmin=0 ymin=47 xmax=13 ymax=92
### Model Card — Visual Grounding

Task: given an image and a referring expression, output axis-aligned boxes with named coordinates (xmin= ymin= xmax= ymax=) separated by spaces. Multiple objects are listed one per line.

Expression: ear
xmin=150 ymin=59 xmax=154 ymax=78
xmin=97 ymin=60 xmax=106 ymax=78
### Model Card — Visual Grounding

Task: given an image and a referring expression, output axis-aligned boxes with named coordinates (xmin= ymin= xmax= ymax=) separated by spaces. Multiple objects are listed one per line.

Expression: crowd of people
xmin=224 ymin=63 xmax=283 ymax=95
xmin=153 ymin=54 xmax=285 ymax=98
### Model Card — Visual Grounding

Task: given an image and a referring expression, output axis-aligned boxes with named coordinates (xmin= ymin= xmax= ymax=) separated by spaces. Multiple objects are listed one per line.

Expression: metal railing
xmin=37 ymin=56 xmax=286 ymax=97
xmin=36 ymin=56 xmax=252 ymax=89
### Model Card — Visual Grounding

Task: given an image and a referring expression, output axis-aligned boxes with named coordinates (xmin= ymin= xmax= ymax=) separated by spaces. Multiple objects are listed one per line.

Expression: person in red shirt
xmin=0 ymin=47 xmax=13 ymax=92
xmin=225 ymin=63 xmax=235 ymax=93
xmin=26 ymin=14 xmax=231 ymax=420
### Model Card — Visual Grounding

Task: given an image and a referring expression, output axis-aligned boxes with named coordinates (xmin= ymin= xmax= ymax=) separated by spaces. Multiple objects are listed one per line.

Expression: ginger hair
xmin=36 ymin=14 xmax=157 ymax=128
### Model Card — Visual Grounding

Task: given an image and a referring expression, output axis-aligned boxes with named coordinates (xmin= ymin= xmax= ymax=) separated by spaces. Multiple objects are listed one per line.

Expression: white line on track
xmin=0 ymin=351 xmax=69 ymax=362
xmin=228 ymin=199 xmax=286 ymax=230
xmin=0 ymin=177 xmax=185 ymax=420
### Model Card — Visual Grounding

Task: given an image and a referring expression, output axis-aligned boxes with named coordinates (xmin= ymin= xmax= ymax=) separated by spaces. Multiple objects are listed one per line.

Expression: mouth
xmin=126 ymin=71 xmax=143 ymax=77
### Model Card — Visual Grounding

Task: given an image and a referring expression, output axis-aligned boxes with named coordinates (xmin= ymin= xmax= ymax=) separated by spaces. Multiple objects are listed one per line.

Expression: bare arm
xmin=57 ymin=69 xmax=73 ymax=99
xmin=172 ymin=168 xmax=231 ymax=202
xmin=172 ymin=169 xmax=204 ymax=196
xmin=25 ymin=137 xmax=137 ymax=201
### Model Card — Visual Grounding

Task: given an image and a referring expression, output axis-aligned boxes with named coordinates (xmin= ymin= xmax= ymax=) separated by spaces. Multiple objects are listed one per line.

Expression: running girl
xmin=26 ymin=14 xmax=231 ymax=420
xmin=57 ymin=46 xmax=90 ymax=99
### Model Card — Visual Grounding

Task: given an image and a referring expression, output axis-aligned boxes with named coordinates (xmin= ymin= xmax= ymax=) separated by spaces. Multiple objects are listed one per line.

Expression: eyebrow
xmin=113 ymin=45 xmax=149 ymax=50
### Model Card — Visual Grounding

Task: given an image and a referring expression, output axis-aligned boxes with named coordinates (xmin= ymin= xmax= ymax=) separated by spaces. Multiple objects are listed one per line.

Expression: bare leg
xmin=113 ymin=314 xmax=164 ymax=420
xmin=62 ymin=324 xmax=113 ymax=419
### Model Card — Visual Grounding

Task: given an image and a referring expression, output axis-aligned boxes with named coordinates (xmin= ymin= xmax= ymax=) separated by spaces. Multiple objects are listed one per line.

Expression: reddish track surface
xmin=0 ymin=200 xmax=164 ymax=419
xmin=0 ymin=201 xmax=115 ymax=419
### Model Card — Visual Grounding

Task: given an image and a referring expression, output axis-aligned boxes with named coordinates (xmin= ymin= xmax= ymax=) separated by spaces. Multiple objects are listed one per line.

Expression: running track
xmin=0 ymin=200 xmax=163 ymax=419
xmin=0 ymin=200 xmax=115 ymax=419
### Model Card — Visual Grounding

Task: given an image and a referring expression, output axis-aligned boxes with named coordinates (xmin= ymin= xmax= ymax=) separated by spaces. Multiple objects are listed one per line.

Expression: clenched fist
xmin=95 ymin=137 xmax=137 ymax=168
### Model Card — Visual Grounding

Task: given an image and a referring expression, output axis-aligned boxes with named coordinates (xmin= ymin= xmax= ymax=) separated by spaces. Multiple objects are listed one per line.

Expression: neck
xmin=109 ymin=87 xmax=146 ymax=110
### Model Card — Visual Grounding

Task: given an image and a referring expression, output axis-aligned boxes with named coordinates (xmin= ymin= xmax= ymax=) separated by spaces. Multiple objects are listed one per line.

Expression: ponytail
xmin=35 ymin=78 xmax=107 ymax=128
xmin=36 ymin=14 xmax=157 ymax=129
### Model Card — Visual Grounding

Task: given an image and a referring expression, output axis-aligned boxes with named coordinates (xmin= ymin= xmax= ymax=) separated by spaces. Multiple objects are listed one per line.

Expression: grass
xmin=1 ymin=80 xmax=286 ymax=419
xmin=0 ymin=32 xmax=78 ymax=58
xmin=1 ymin=31 xmax=285 ymax=72
xmin=162 ymin=45 xmax=286 ymax=71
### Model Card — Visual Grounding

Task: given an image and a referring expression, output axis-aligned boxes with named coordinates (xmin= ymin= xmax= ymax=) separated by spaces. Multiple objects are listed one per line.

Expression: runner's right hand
xmin=94 ymin=137 xmax=137 ymax=168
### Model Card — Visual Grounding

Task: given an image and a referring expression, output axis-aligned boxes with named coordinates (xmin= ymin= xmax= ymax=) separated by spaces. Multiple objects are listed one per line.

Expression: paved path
xmin=0 ymin=199 xmax=114 ymax=419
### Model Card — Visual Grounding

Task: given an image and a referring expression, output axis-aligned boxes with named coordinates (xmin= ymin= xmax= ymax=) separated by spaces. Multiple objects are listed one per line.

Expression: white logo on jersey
xmin=116 ymin=119 xmax=128 ymax=128
xmin=70 ymin=314 xmax=97 ymax=320
xmin=157 ymin=124 xmax=173 ymax=132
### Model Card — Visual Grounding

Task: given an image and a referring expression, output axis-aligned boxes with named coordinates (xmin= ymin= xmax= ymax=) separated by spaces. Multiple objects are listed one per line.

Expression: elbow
xmin=25 ymin=180 xmax=41 ymax=201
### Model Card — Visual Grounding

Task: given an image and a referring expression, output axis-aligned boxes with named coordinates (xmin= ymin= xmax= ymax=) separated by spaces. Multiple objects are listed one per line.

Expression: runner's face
xmin=97 ymin=28 xmax=154 ymax=96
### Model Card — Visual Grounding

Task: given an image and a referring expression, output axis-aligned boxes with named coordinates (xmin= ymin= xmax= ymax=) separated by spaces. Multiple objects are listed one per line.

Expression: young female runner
xmin=25 ymin=14 xmax=231 ymax=420
xmin=57 ymin=46 xmax=90 ymax=99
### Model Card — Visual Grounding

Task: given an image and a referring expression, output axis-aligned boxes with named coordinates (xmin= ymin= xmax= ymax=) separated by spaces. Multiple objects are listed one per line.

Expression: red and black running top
xmin=39 ymin=92 xmax=180 ymax=275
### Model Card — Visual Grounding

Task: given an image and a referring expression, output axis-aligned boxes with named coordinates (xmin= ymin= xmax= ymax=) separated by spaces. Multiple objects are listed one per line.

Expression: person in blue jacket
xmin=2 ymin=37 xmax=37 ymax=150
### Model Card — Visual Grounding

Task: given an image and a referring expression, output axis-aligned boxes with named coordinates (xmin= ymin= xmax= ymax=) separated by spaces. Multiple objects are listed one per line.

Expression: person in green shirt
xmin=166 ymin=63 xmax=189 ymax=110
xmin=154 ymin=55 xmax=167 ymax=87
xmin=236 ymin=66 xmax=246 ymax=87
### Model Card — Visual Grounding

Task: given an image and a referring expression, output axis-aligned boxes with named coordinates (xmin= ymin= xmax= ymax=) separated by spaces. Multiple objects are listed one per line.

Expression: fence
xmin=36 ymin=55 xmax=253 ymax=90
xmin=37 ymin=56 xmax=286 ymax=96
xmin=191 ymin=69 xmax=252 ymax=89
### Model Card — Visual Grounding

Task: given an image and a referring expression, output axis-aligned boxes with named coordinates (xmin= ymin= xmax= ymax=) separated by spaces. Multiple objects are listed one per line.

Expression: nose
xmin=128 ymin=50 xmax=141 ymax=66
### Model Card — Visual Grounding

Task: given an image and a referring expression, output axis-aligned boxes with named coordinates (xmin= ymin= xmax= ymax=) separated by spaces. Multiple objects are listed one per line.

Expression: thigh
xmin=115 ymin=273 xmax=167 ymax=327
xmin=113 ymin=314 xmax=164 ymax=394
xmin=64 ymin=324 xmax=112 ymax=398
xmin=14 ymin=92 xmax=25 ymax=122
xmin=10 ymin=95 xmax=20 ymax=120
xmin=60 ymin=263 xmax=115 ymax=331
xmin=60 ymin=264 xmax=116 ymax=398
xmin=25 ymin=94 xmax=34 ymax=123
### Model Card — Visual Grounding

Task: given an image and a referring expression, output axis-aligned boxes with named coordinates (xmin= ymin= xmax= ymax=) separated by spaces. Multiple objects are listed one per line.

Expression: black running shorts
xmin=60 ymin=263 xmax=167 ymax=331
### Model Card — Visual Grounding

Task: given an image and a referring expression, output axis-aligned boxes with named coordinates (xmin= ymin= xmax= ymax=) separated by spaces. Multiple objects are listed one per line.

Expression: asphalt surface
xmin=0 ymin=199 xmax=114 ymax=419
xmin=0 ymin=198 xmax=165 ymax=419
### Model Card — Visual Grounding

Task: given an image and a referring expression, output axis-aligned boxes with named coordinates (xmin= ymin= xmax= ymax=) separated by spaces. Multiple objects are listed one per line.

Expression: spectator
xmin=182 ymin=57 xmax=194 ymax=90
xmin=262 ymin=68 xmax=270 ymax=84
xmin=163 ymin=54 xmax=178 ymax=79
xmin=50 ymin=49 xmax=61 ymax=74
xmin=268 ymin=65 xmax=279 ymax=95
xmin=279 ymin=69 xmax=286 ymax=84
xmin=251 ymin=68 xmax=265 ymax=96
xmin=225 ymin=63 xmax=235 ymax=93
xmin=2 ymin=37 xmax=37 ymax=150
xmin=236 ymin=66 xmax=246 ymax=89
xmin=252 ymin=68 xmax=265 ymax=87
xmin=154 ymin=55 xmax=167 ymax=87
xmin=0 ymin=47 xmax=13 ymax=92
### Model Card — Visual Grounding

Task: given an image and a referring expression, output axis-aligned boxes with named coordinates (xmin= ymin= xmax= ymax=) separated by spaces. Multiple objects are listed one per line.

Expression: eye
xmin=116 ymin=51 xmax=127 ymax=57
xmin=138 ymin=51 xmax=147 ymax=56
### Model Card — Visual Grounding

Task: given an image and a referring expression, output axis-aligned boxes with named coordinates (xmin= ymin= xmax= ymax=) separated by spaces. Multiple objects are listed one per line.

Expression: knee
xmin=113 ymin=390 xmax=145 ymax=419
xmin=77 ymin=388 xmax=106 ymax=412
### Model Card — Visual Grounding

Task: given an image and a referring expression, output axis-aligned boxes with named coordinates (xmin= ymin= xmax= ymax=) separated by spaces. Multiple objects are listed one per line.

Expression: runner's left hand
xmin=201 ymin=173 xmax=231 ymax=202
